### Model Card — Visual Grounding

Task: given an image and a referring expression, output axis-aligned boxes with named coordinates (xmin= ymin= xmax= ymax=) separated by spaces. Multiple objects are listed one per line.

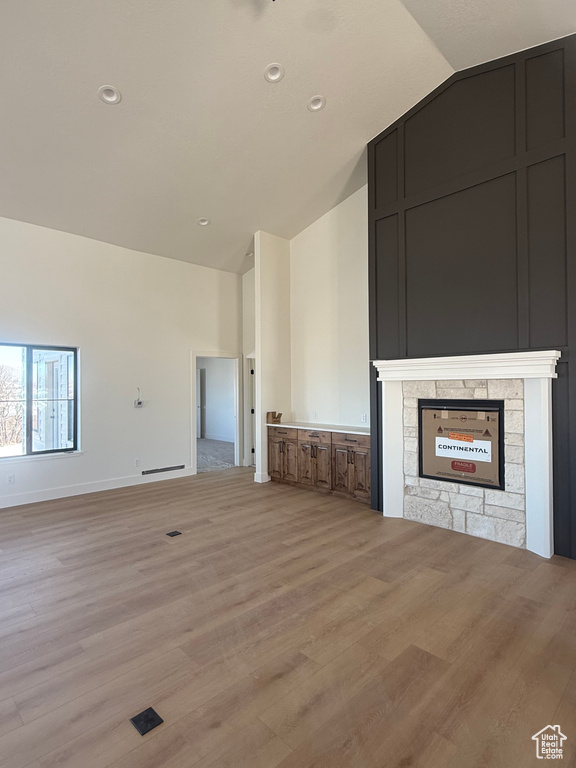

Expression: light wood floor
xmin=0 ymin=468 xmax=575 ymax=768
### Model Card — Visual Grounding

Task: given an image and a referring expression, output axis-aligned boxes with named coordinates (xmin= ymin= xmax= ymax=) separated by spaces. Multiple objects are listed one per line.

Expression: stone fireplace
xmin=373 ymin=351 xmax=561 ymax=558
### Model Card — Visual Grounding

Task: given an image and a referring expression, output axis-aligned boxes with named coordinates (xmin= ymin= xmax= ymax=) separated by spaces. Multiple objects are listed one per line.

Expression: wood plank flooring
xmin=0 ymin=467 xmax=575 ymax=767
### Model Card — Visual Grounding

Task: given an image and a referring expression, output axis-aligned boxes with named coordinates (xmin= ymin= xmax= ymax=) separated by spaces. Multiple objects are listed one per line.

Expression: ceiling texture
xmin=1 ymin=1 xmax=574 ymax=273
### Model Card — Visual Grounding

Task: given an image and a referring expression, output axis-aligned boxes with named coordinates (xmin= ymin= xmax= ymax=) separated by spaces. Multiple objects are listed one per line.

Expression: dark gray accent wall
xmin=368 ymin=35 xmax=576 ymax=559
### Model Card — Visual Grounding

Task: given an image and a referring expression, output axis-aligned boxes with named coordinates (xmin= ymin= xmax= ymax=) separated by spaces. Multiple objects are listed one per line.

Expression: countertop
xmin=266 ymin=421 xmax=370 ymax=436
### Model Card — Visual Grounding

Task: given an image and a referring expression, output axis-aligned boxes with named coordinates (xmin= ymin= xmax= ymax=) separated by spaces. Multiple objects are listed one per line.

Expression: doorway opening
xmin=195 ymin=356 xmax=237 ymax=473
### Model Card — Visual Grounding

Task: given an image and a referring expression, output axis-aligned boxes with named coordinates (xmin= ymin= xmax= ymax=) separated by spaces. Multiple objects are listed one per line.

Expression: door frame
xmin=243 ymin=354 xmax=256 ymax=466
xmin=196 ymin=367 xmax=203 ymax=439
xmin=190 ymin=351 xmax=241 ymax=473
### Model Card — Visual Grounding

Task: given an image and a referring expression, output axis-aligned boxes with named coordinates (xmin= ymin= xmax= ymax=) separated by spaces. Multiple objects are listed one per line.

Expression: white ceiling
xmin=400 ymin=0 xmax=576 ymax=70
xmin=0 ymin=1 xmax=574 ymax=274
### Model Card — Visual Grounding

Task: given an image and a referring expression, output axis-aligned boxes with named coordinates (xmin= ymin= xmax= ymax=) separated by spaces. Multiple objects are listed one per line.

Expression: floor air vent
xmin=130 ymin=707 xmax=164 ymax=735
xmin=142 ymin=465 xmax=185 ymax=475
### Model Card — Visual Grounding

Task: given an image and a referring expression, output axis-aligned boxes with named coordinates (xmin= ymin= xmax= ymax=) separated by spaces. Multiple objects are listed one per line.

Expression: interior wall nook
xmin=368 ymin=35 xmax=576 ymax=559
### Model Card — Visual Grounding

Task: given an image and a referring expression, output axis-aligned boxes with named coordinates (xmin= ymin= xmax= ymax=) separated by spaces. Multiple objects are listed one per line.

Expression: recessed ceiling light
xmin=308 ymin=95 xmax=326 ymax=112
xmin=265 ymin=63 xmax=284 ymax=83
xmin=197 ymin=217 xmax=211 ymax=226
xmin=98 ymin=85 xmax=122 ymax=105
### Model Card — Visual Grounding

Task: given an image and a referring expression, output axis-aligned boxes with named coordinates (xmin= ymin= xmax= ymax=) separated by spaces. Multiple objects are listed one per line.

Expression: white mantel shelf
xmin=373 ymin=350 xmax=562 ymax=382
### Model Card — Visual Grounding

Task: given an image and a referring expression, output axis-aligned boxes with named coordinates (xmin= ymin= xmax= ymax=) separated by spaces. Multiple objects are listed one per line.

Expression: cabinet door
xmin=351 ymin=447 xmax=371 ymax=502
xmin=314 ymin=444 xmax=332 ymax=490
xmin=268 ymin=436 xmax=283 ymax=480
xmin=298 ymin=443 xmax=314 ymax=486
xmin=283 ymin=440 xmax=299 ymax=483
xmin=332 ymin=444 xmax=350 ymax=494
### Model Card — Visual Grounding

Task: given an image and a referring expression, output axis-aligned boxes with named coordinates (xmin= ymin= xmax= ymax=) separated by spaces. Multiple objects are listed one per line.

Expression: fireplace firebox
xmin=418 ymin=399 xmax=505 ymax=490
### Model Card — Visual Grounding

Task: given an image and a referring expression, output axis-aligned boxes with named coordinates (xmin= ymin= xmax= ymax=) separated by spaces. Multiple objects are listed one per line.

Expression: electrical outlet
xmin=7 ymin=474 xmax=15 ymax=484
xmin=313 ymin=411 xmax=318 ymax=419
xmin=134 ymin=459 xmax=141 ymax=467
xmin=361 ymin=413 xmax=367 ymax=423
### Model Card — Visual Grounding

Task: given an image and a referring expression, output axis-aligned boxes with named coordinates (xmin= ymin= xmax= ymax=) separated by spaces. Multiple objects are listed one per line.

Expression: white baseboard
xmin=254 ymin=472 xmax=271 ymax=483
xmin=0 ymin=467 xmax=197 ymax=509
xmin=202 ymin=434 xmax=235 ymax=443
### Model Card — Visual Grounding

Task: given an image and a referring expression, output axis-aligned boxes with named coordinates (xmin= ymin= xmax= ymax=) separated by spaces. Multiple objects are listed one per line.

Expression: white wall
xmin=290 ymin=185 xmax=370 ymax=427
xmin=0 ymin=217 xmax=241 ymax=507
xmin=242 ymin=268 xmax=256 ymax=466
xmin=254 ymin=231 xmax=291 ymax=482
xmin=242 ymin=268 xmax=255 ymax=356
xmin=250 ymin=189 xmax=370 ymax=484
xmin=197 ymin=357 xmax=235 ymax=442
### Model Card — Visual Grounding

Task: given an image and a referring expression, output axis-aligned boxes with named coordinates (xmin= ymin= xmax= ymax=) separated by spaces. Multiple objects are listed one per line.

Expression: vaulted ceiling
xmin=1 ymin=1 xmax=574 ymax=273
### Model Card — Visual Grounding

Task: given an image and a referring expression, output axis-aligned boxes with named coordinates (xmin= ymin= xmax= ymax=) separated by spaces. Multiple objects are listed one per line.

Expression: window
xmin=0 ymin=344 xmax=78 ymax=457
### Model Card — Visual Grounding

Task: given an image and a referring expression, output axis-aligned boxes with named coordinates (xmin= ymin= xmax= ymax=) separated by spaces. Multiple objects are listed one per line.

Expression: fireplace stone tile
xmin=405 ymin=496 xmax=452 ymax=529
xmin=466 ymin=513 xmax=525 ymax=547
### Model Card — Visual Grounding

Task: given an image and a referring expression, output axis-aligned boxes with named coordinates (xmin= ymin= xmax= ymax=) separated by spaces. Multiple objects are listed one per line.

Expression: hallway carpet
xmin=197 ymin=438 xmax=234 ymax=473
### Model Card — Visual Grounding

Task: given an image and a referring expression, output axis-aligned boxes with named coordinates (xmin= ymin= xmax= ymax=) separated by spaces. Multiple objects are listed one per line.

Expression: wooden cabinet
xmin=297 ymin=429 xmax=332 ymax=491
xmin=298 ymin=441 xmax=332 ymax=490
xmin=331 ymin=434 xmax=371 ymax=503
xmin=349 ymin=444 xmax=371 ymax=502
xmin=268 ymin=435 xmax=283 ymax=480
xmin=314 ymin=443 xmax=332 ymax=490
xmin=269 ymin=426 xmax=298 ymax=440
xmin=297 ymin=442 xmax=314 ymax=486
xmin=268 ymin=426 xmax=369 ymax=503
xmin=283 ymin=440 xmax=298 ymax=483
xmin=332 ymin=443 xmax=351 ymax=495
xmin=268 ymin=428 xmax=298 ymax=483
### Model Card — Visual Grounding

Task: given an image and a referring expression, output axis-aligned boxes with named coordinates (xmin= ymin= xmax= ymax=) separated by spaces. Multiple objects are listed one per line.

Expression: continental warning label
xmin=448 ymin=431 xmax=473 ymax=443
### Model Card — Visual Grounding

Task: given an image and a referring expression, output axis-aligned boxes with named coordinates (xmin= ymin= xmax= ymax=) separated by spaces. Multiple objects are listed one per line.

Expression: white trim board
xmin=0 ymin=467 xmax=197 ymax=509
xmin=373 ymin=350 xmax=562 ymax=381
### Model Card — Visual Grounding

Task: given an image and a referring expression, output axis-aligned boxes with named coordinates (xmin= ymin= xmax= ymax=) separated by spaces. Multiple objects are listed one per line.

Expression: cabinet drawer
xmin=298 ymin=429 xmax=332 ymax=444
xmin=331 ymin=433 xmax=370 ymax=449
xmin=269 ymin=426 xmax=298 ymax=441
